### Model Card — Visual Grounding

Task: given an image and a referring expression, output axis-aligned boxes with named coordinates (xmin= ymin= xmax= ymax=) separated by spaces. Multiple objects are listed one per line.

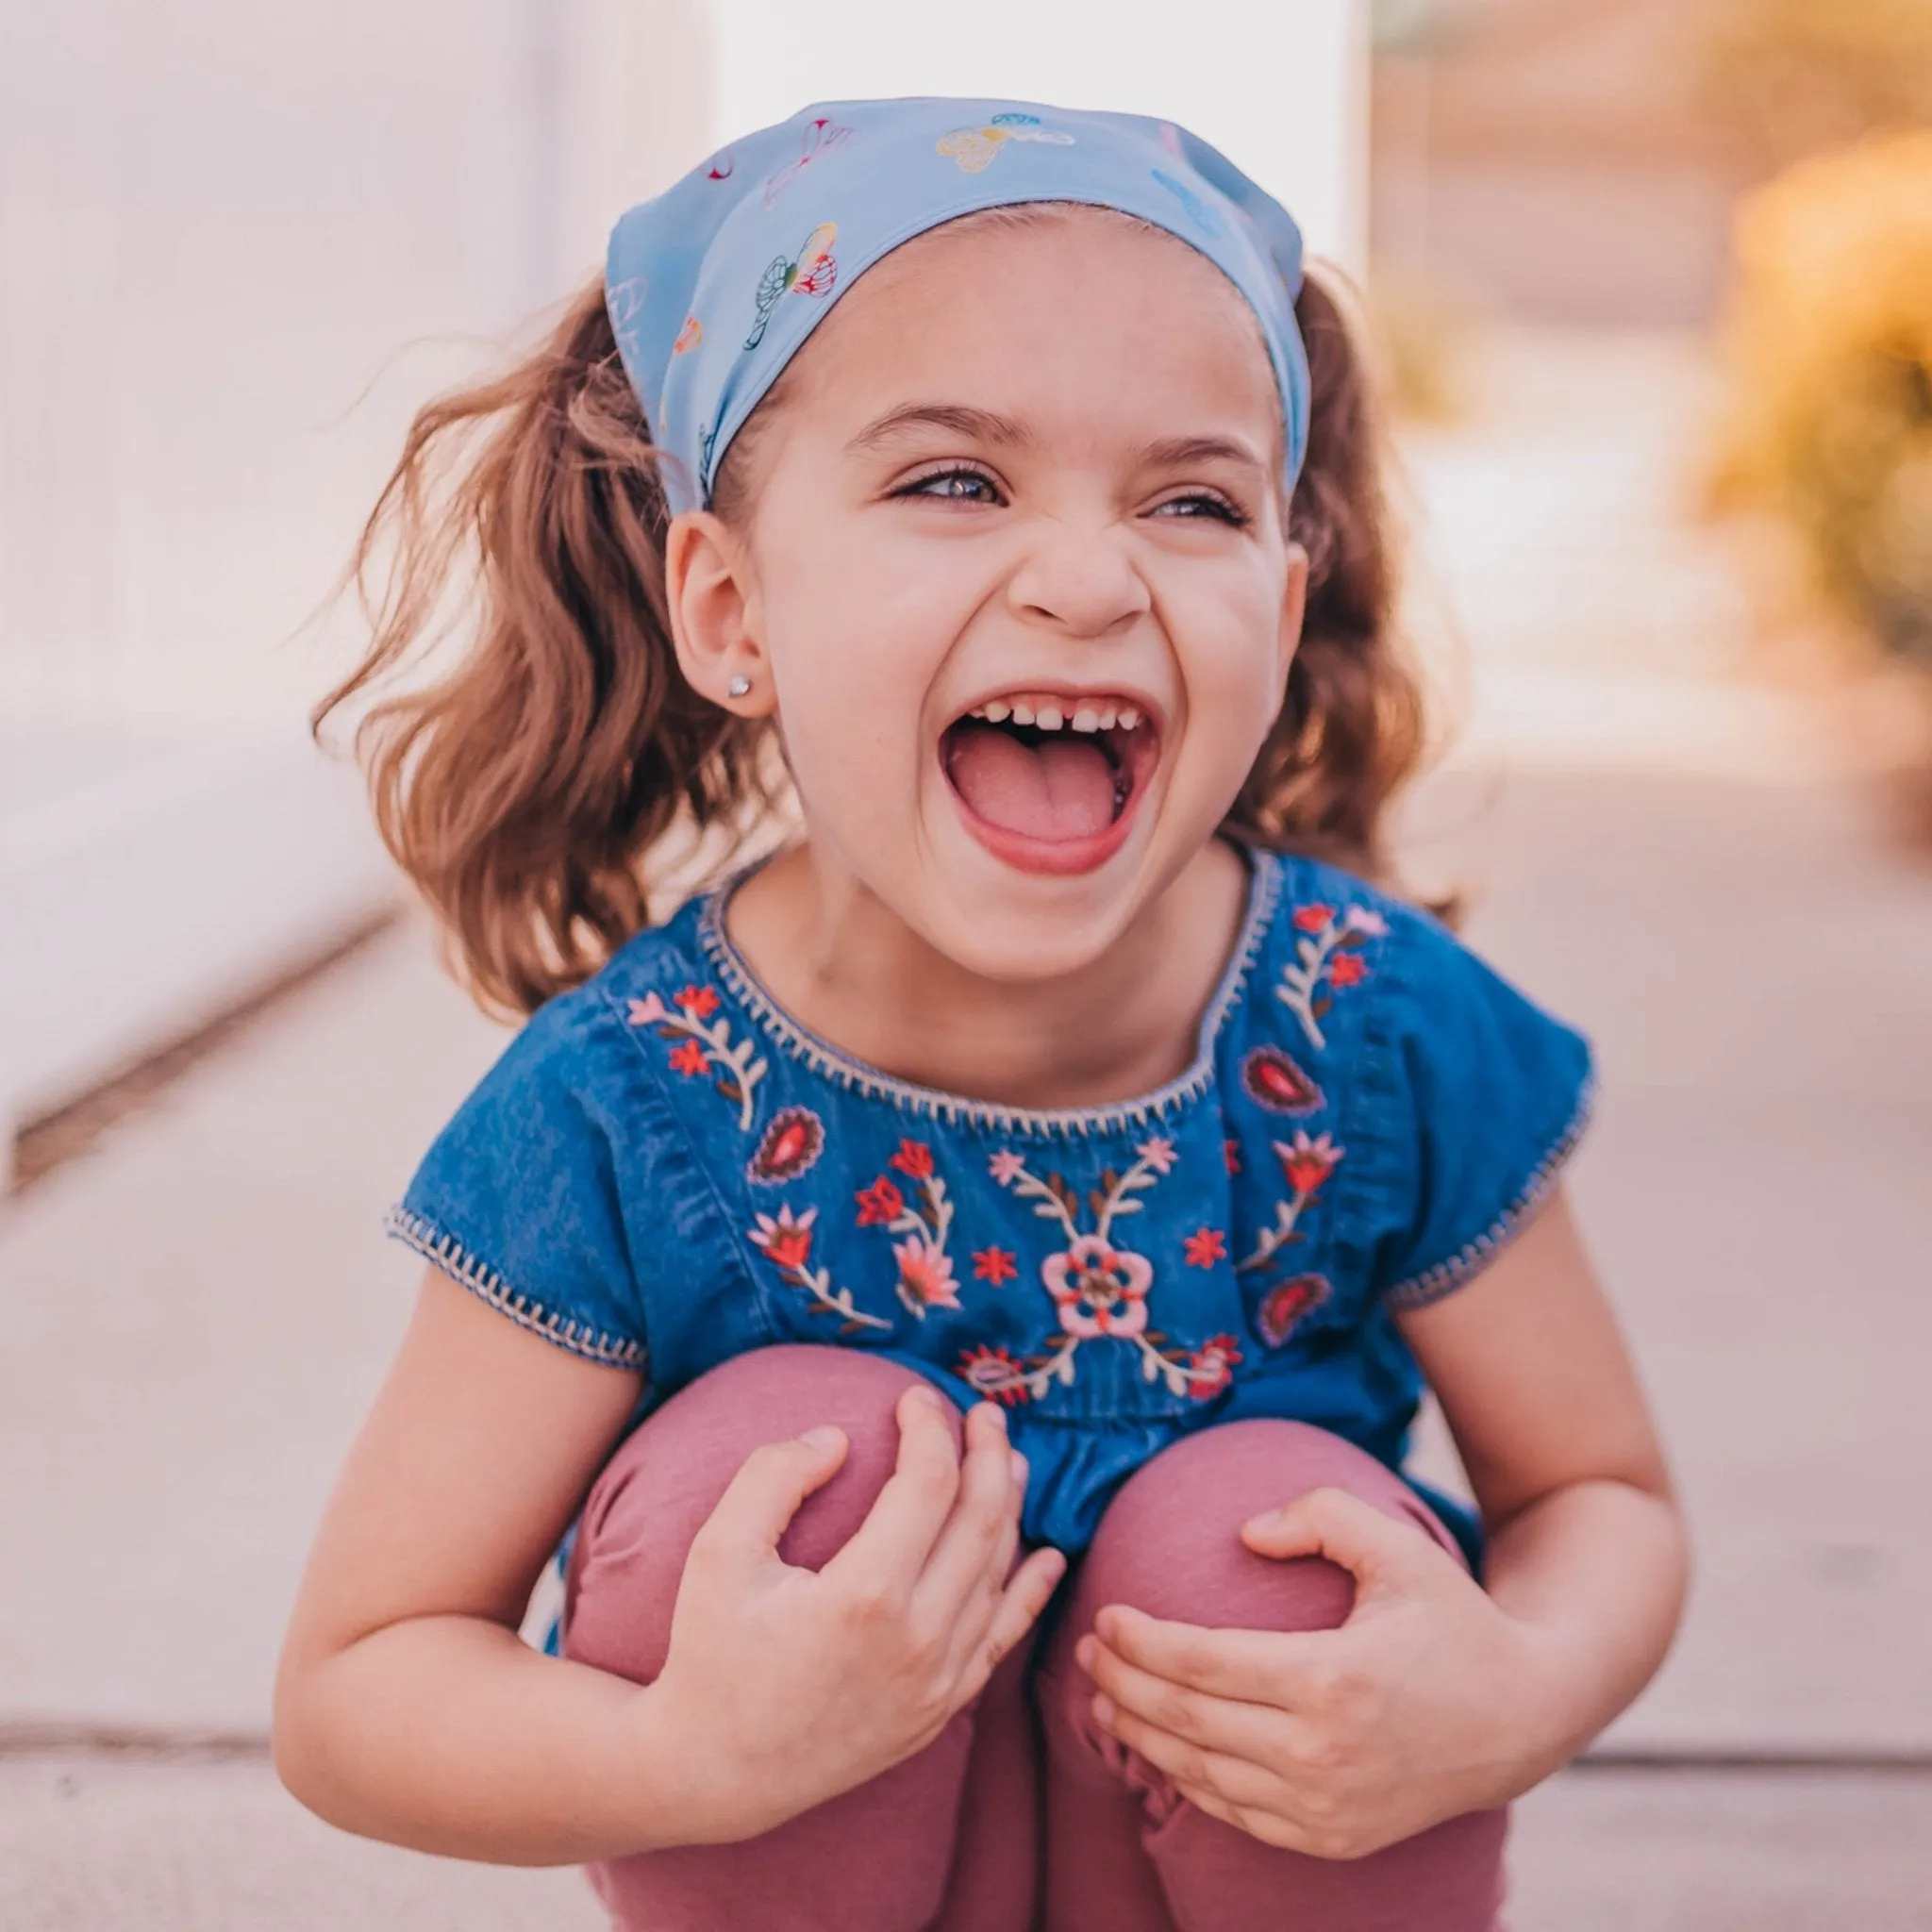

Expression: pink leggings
xmin=563 ymin=1346 xmax=1507 ymax=1930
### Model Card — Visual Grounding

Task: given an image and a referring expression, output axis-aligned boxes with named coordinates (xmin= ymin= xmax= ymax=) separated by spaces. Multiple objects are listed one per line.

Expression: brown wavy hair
xmin=316 ymin=242 xmax=1427 ymax=1019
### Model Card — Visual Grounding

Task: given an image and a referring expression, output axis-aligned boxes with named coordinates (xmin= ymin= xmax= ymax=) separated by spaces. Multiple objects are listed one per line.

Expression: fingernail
xmin=982 ymin=1401 xmax=1008 ymax=1432
xmin=1091 ymin=1693 xmax=1117 ymax=1731
xmin=1244 ymin=1508 xmax=1283 ymax=1533
xmin=798 ymin=1424 xmax=841 ymax=1449
xmin=1074 ymin=1634 xmax=1096 ymax=1673
xmin=908 ymin=1384 xmax=945 ymax=1411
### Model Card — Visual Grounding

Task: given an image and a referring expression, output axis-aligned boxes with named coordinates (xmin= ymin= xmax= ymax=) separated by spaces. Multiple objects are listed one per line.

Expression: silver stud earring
xmin=726 ymin=674 xmax=752 ymax=699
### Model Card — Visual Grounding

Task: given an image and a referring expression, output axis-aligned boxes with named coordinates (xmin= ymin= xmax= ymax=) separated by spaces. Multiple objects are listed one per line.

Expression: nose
xmin=1006 ymin=520 xmax=1151 ymax=641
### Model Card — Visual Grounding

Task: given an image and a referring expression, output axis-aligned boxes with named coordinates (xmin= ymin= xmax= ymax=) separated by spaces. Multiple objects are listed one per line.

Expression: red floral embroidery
xmin=959 ymin=1344 xmax=1032 ymax=1406
xmin=1183 ymin=1226 xmax=1227 ymax=1268
xmin=855 ymin=1175 xmax=906 ymax=1226
xmin=626 ymin=988 xmax=766 ymax=1129
xmin=1186 ymin=1334 xmax=1242 ymax=1397
xmin=1275 ymin=903 xmax=1387 ymax=1052
xmin=1257 ymin=1274 xmax=1330 ymax=1347
xmin=973 ymin=1246 xmax=1018 ymax=1285
xmin=1276 ymin=1130 xmax=1342 ymax=1197
xmin=1224 ymin=1138 xmax=1242 ymax=1174
xmin=1241 ymin=1044 xmax=1324 ymax=1115
xmin=890 ymin=1139 xmax=935 ymax=1179
xmin=747 ymin=1106 xmax=824 ymax=1183
xmin=749 ymin=1205 xmax=890 ymax=1334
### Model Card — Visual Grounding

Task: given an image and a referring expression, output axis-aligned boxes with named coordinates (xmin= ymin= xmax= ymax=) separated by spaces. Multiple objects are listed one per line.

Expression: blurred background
xmin=3 ymin=2 xmax=1928 ymax=1925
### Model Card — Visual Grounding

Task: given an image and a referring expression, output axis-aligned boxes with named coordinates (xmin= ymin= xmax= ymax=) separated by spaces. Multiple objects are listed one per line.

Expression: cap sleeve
xmin=1359 ymin=908 xmax=1594 ymax=1311
xmin=386 ymin=993 xmax=648 ymax=1373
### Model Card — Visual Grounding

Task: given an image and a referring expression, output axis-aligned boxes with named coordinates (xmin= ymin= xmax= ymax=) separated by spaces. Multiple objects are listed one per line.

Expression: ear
xmin=664 ymin=509 xmax=776 ymax=716
xmin=1274 ymin=541 xmax=1309 ymax=708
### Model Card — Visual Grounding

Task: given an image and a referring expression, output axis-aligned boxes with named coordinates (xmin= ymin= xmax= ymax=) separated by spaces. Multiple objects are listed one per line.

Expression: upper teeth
xmin=966 ymin=695 xmax=1145 ymax=732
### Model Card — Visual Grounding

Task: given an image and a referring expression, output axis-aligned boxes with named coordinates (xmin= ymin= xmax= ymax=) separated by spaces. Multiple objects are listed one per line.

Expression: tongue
xmin=946 ymin=724 xmax=1117 ymax=841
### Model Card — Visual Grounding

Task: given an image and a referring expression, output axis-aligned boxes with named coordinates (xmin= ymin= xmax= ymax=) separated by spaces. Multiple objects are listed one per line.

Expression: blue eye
xmin=1154 ymin=493 xmax=1247 ymax=525
xmin=899 ymin=468 xmax=1002 ymax=504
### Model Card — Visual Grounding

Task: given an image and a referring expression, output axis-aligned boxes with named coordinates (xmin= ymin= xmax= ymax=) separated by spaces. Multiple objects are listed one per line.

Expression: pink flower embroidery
xmin=1187 ymin=1334 xmax=1242 ymax=1397
xmin=988 ymin=1150 xmax=1027 ymax=1186
xmin=973 ymin=1246 xmax=1018 ymax=1285
xmin=627 ymin=992 xmax=668 ymax=1026
xmin=1134 ymin=1135 xmax=1178 ymax=1176
xmin=1276 ymin=1131 xmax=1343 ymax=1198
xmin=1041 ymin=1235 xmax=1154 ymax=1341
xmin=893 ymin=1235 xmax=961 ymax=1316
xmin=855 ymin=1175 xmax=906 ymax=1226
xmin=1257 ymin=1274 xmax=1330 ymax=1347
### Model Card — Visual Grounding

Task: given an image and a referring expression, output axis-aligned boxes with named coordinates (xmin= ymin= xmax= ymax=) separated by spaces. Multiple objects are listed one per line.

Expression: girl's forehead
xmin=791 ymin=209 xmax=1283 ymax=451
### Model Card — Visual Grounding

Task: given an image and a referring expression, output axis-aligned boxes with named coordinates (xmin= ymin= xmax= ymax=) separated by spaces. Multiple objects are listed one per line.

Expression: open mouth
xmin=940 ymin=691 xmax=1161 ymax=874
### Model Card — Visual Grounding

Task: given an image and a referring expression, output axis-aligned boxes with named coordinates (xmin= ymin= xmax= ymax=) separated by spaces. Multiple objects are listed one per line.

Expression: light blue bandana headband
xmin=606 ymin=97 xmax=1312 ymax=516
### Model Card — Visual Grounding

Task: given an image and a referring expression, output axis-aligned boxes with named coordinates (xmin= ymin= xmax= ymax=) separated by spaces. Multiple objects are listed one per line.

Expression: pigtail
xmin=1224 ymin=271 xmax=1429 ymax=891
xmin=315 ymin=282 xmax=779 ymax=1018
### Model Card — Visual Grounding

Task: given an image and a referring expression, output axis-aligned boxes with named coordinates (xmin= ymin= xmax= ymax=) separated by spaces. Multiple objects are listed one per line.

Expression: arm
xmin=275 ymin=1267 xmax=1059 ymax=1864
xmin=1074 ymin=1190 xmax=1690 ymax=1855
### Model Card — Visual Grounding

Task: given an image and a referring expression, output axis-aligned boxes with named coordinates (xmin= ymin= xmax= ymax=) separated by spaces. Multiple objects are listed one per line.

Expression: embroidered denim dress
xmin=391 ymin=849 xmax=1592 ymax=1563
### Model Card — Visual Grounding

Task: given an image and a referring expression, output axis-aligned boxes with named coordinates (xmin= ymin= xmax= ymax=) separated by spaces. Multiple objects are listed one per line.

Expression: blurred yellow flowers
xmin=1707 ymin=130 xmax=1932 ymax=663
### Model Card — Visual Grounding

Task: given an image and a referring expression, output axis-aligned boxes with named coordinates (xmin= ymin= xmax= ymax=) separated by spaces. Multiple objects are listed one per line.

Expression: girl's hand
xmin=1075 ymin=1487 xmax=1575 ymax=1860
xmin=642 ymin=1386 xmax=1066 ymax=1843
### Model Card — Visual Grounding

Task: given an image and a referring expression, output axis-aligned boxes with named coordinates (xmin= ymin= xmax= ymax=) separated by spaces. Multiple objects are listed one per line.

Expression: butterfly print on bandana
xmin=959 ymin=1138 xmax=1236 ymax=1405
xmin=763 ymin=116 xmax=853 ymax=208
xmin=745 ymin=222 xmax=838 ymax=350
xmin=935 ymin=110 xmax=1075 ymax=174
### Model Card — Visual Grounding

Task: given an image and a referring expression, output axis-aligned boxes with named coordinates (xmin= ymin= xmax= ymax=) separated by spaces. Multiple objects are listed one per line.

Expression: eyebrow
xmin=845 ymin=402 xmax=1035 ymax=455
xmin=845 ymin=405 xmax=1271 ymax=480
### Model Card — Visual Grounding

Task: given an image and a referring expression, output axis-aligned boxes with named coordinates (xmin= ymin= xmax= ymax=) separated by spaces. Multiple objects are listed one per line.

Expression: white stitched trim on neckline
xmin=691 ymin=852 xmax=1283 ymax=1140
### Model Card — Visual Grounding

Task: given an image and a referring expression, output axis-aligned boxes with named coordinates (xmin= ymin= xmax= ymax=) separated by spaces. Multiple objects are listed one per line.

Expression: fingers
xmin=910 ymin=1404 xmax=1024 ymax=1618
xmin=1091 ymin=1604 xmax=1335 ymax=1704
xmin=691 ymin=1424 xmax=850 ymax=1568
xmin=823 ymin=1383 xmax=965 ymax=1591
xmin=1090 ymin=1692 xmax=1290 ymax=1818
xmin=1075 ymin=1632 xmax=1307 ymax=1767
xmin=977 ymin=1544 xmax=1067 ymax=1673
xmin=1238 ymin=1486 xmax=1441 ymax=1592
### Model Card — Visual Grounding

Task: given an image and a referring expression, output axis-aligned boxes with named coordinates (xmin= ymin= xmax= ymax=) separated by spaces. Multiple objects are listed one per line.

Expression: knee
xmin=566 ymin=1347 xmax=952 ymax=1682
xmin=1070 ymin=1422 xmax=1447 ymax=1640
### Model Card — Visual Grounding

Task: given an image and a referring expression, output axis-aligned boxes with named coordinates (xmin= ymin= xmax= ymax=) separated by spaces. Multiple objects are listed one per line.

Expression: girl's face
xmin=679 ymin=208 xmax=1306 ymax=982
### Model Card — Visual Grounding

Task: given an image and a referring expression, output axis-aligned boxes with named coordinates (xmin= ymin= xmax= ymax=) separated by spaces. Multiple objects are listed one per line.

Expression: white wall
xmin=709 ymin=0 xmax=1370 ymax=275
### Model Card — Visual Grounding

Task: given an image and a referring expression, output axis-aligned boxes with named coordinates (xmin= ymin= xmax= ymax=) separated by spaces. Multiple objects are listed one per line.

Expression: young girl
xmin=276 ymin=98 xmax=1688 ymax=1930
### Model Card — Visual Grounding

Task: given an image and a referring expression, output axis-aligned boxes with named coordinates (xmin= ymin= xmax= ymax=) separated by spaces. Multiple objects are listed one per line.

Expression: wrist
xmin=618 ymin=1677 xmax=791 ymax=1852
xmin=1493 ymin=1616 xmax=1607 ymax=1787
